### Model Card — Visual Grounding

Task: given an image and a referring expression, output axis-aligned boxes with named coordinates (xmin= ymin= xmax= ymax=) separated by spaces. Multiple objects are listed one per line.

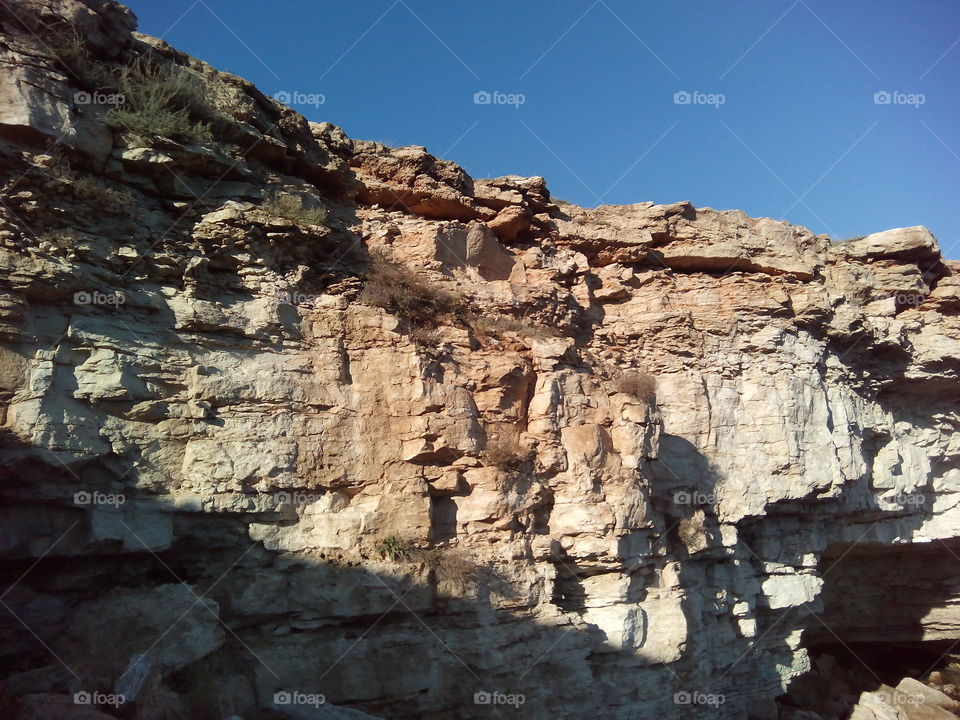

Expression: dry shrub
xmin=408 ymin=325 xmax=439 ymax=346
xmin=484 ymin=439 xmax=533 ymax=471
xmin=44 ymin=154 xmax=141 ymax=217
xmin=37 ymin=228 xmax=84 ymax=249
xmin=428 ymin=549 xmax=479 ymax=587
xmin=72 ymin=175 xmax=138 ymax=214
xmin=47 ymin=31 xmax=114 ymax=89
xmin=468 ymin=314 xmax=561 ymax=340
xmin=616 ymin=372 xmax=656 ymax=400
xmin=374 ymin=538 xmax=479 ymax=586
xmin=359 ymin=249 xmax=462 ymax=326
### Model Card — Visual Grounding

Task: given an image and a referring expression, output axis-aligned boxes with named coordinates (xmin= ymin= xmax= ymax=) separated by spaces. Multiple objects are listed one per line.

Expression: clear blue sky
xmin=124 ymin=0 xmax=960 ymax=256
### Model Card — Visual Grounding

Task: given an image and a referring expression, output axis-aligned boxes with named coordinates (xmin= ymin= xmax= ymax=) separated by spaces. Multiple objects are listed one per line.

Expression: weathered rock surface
xmin=0 ymin=2 xmax=958 ymax=719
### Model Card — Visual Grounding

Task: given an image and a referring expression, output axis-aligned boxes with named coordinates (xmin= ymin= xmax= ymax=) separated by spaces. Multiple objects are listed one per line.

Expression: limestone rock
xmin=0 ymin=3 xmax=957 ymax=720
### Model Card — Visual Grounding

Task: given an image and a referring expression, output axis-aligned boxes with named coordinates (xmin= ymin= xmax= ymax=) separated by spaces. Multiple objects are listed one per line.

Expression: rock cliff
xmin=0 ymin=2 xmax=958 ymax=719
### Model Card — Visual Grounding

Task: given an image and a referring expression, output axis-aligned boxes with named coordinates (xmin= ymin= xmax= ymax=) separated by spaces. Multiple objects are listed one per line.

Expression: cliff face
xmin=1 ymin=2 xmax=959 ymax=719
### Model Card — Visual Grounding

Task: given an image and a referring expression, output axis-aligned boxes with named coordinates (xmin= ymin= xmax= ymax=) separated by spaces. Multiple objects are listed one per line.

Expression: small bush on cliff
xmin=261 ymin=192 xmax=329 ymax=226
xmin=408 ymin=325 xmax=439 ymax=346
xmin=47 ymin=32 xmax=114 ymax=90
xmin=44 ymin=29 xmax=217 ymax=144
xmin=374 ymin=539 xmax=479 ymax=586
xmin=484 ymin=439 xmax=534 ymax=472
xmin=105 ymin=57 xmax=213 ymax=143
xmin=616 ymin=372 xmax=656 ymax=400
xmin=72 ymin=175 xmax=139 ymax=215
xmin=468 ymin=314 xmax=562 ymax=340
xmin=45 ymin=153 xmax=141 ymax=217
xmin=424 ymin=549 xmax=479 ymax=587
xmin=375 ymin=535 xmax=412 ymax=561
xmin=360 ymin=249 xmax=462 ymax=326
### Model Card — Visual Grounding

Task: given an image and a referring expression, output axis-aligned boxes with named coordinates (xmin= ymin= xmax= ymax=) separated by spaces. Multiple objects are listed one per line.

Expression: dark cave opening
xmin=805 ymin=639 xmax=960 ymax=688
xmin=776 ymin=537 xmax=960 ymax=718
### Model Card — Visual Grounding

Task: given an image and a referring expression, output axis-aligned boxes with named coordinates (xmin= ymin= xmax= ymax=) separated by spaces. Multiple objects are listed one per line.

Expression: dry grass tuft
xmin=374 ymin=537 xmax=480 ymax=586
xmin=468 ymin=314 xmax=562 ymax=340
xmin=359 ymin=249 xmax=463 ymax=326
xmin=261 ymin=191 xmax=329 ymax=226
xmin=483 ymin=439 xmax=533 ymax=471
xmin=616 ymin=372 xmax=657 ymax=400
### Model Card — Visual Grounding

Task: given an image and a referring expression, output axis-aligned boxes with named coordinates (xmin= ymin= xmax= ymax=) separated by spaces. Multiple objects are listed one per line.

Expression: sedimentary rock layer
xmin=0 ymin=2 xmax=957 ymax=719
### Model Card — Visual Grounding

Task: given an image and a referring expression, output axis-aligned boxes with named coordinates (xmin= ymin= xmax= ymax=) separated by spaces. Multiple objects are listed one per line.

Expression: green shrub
xmin=44 ymin=29 xmax=217 ymax=144
xmin=375 ymin=535 xmax=412 ymax=561
xmin=359 ymin=249 xmax=462 ymax=326
xmin=105 ymin=57 xmax=213 ymax=143
xmin=261 ymin=192 xmax=329 ymax=226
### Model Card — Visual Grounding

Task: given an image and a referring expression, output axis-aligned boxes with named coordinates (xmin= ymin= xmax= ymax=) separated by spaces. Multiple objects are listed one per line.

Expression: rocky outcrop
xmin=0 ymin=2 xmax=958 ymax=720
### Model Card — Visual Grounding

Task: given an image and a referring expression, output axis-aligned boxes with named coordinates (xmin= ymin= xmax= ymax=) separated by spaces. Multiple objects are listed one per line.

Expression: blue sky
xmin=125 ymin=0 xmax=960 ymax=256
